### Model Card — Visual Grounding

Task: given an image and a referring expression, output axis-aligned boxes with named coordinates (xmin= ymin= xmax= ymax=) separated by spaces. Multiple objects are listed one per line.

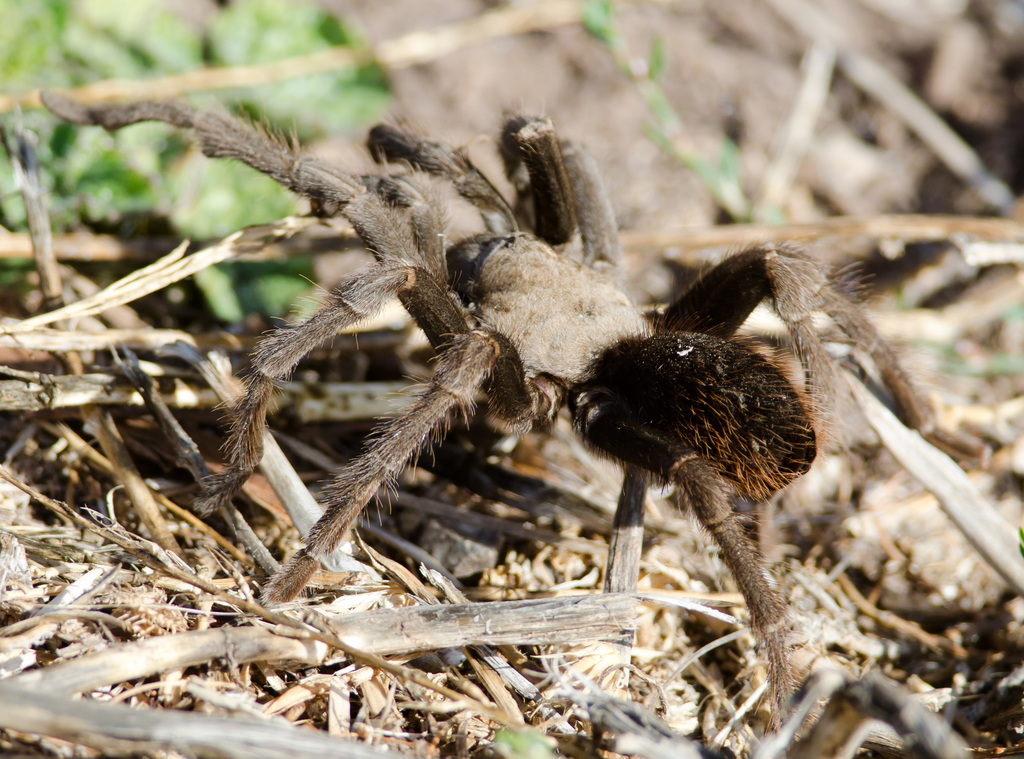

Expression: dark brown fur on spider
xmin=44 ymin=91 xmax=965 ymax=726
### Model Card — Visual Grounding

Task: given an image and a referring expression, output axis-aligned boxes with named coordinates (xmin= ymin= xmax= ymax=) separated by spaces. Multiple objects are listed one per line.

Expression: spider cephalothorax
xmin=44 ymin=92 xmax=959 ymax=722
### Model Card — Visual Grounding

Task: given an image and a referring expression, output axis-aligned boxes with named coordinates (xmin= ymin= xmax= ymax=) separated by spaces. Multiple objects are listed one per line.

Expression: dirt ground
xmin=3 ymin=1 xmax=1024 ymax=757
xmin=335 ymin=0 xmax=1021 ymax=219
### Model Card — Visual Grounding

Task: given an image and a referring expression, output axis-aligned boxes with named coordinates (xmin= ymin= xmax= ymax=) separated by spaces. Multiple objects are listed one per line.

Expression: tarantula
xmin=44 ymin=92 xmax=961 ymax=721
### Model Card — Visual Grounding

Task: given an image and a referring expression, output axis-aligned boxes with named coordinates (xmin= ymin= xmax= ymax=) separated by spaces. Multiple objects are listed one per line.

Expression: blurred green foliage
xmin=492 ymin=729 xmax=555 ymax=759
xmin=583 ymin=0 xmax=751 ymax=221
xmin=0 ymin=0 xmax=391 ymax=320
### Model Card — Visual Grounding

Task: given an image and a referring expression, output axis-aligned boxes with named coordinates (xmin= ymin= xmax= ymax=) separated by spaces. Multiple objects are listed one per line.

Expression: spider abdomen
xmin=599 ymin=333 xmax=816 ymax=499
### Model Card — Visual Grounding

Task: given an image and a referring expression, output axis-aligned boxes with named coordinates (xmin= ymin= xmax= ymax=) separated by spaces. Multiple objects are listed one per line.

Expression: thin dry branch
xmin=321 ymin=593 xmax=637 ymax=657
xmin=4 ymin=214 xmax=1024 ymax=263
xmin=89 ymin=407 xmax=183 ymax=556
xmin=0 ymin=231 xmax=182 ymax=262
xmin=0 ymin=326 xmax=405 ymax=354
xmin=0 ymin=680 xmax=391 ymax=759
xmin=0 ymin=370 xmax=409 ymax=422
xmin=622 ymin=214 xmax=1024 ymax=255
xmin=10 ymin=626 xmax=327 ymax=697
xmin=1 ymin=113 xmax=59 ymax=309
xmin=834 ymin=573 xmax=968 ymax=658
xmin=1 ymin=218 xmax=318 ymax=334
xmin=0 ymin=220 xmax=359 ymax=261
xmin=755 ymin=41 xmax=836 ymax=218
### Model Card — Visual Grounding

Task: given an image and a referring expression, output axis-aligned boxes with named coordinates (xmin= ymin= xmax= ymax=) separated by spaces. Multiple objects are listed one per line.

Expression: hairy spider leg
xmin=372 ymin=116 xmax=622 ymax=272
xmin=501 ymin=116 xmax=578 ymax=246
xmin=662 ymin=243 xmax=982 ymax=459
xmin=502 ymin=119 xmax=651 ymax=592
xmin=265 ymin=328 xmax=515 ymax=602
xmin=574 ymin=387 xmax=795 ymax=724
xmin=42 ymin=92 xmax=365 ymax=217
xmin=368 ymin=124 xmax=517 ymax=235
xmin=196 ymin=257 xmax=462 ymax=514
xmin=559 ymin=139 xmax=623 ymax=268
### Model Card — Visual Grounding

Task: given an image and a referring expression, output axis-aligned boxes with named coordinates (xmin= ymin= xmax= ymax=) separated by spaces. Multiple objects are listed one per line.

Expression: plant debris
xmin=2 ymin=2 xmax=1024 ymax=757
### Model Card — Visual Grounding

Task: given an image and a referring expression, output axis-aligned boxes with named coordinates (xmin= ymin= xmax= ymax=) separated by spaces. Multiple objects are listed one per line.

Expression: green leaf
xmin=493 ymin=730 xmax=554 ymax=759
xmin=169 ymin=156 xmax=298 ymax=240
xmin=582 ymin=0 xmax=617 ymax=46
xmin=0 ymin=260 xmax=36 ymax=295
xmin=0 ymin=1 xmax=71 ymax=88
xmin=206 ymin=0 xmax=390 ymax=135
xmin=1004 ymin=305 xmax=1024 ymax=323
xmin=716 ymin=137 xmax=744 ymax=187
xmin=73 ymin=151 xmax=158 ymax=218
xmin=644 ymin=83 xmax=683 ymax=136
xmin=193 ymin=265 xmax=245 ymax=324
xmin=64 ymin=0 xmax=202 ymax=78
xmin=44 ymin=122 xmax=168 ymax=226
xmin=194 ymin=259 xmax=316 ymax=323
xmin=9 ymin=0 xmax=393 ymax=324
xmin=712 ymin=137 xmax=750 ymax=221
xmin=648 ymin=36 xmax=667 ymax=83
